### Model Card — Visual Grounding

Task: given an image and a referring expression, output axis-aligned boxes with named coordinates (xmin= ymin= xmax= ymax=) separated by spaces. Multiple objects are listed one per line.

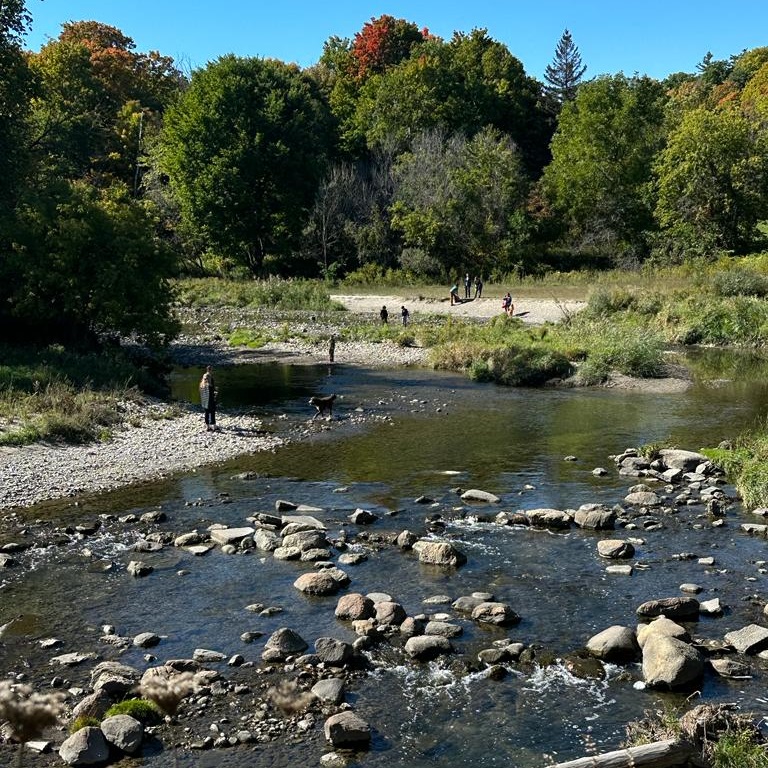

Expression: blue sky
xmin=22 ymin=0 xmax=768 ymax=81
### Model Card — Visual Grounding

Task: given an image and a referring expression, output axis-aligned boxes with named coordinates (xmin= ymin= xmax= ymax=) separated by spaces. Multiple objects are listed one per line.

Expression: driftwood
xmin=546 ymin=739 xmax=695 ymax=768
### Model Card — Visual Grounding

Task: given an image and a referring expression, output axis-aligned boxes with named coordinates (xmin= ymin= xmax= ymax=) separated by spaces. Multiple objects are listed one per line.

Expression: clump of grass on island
xmin=175 ymin=277 xmax=346 ymax=312
xmin=104 ymin=698 xmax=163 ymax=724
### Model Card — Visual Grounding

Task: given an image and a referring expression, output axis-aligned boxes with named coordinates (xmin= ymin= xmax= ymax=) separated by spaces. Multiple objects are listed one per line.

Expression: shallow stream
xmin=3 ymin=349 xmax=768 ymax=766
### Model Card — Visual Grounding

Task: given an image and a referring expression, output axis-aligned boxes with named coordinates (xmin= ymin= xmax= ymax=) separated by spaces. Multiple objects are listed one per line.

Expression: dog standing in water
xmin=309 ymin=394 xmax=336 ymax=420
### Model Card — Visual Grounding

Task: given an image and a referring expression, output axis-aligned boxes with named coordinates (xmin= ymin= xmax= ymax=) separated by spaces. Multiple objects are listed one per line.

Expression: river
xmin=2 ymin=350 xmax=768 ymax=766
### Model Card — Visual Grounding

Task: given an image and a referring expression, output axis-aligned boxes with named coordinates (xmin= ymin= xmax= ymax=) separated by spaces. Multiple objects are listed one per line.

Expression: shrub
xmin=712 ymin=267 xmax=768 ymax=298
xmin=104 ymin=699 xmax=162 ymax=724
xmin=711 ymin=730 xmax=768 ymax=768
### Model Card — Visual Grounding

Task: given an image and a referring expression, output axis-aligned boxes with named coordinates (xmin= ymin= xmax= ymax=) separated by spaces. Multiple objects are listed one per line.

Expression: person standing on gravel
xmin=380 ymin=305 xmax=389 ymax=324
xmin=464 ymin=273 xmax=472 ymax=299
xmin=474 ymin=276 xmax=483 ymax=298
xmin=401 ymin=305 xmax=409 ymax=326
xmin=199 ymin=365 xmax=217 ymax=431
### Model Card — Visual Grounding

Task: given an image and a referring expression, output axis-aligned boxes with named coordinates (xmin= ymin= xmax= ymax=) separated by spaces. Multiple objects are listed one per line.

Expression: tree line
xmin=3 ymin=3 xmax=768 ymax=346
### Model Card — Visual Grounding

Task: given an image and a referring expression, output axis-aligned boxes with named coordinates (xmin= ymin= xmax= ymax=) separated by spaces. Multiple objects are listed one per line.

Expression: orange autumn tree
xmin=350 ymin=15 xmax=426 ymax=81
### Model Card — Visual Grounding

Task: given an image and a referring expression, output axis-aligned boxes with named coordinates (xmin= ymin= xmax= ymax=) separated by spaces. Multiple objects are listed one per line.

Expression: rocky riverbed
xmin=2 ymin=445 xmax=768 ymax=767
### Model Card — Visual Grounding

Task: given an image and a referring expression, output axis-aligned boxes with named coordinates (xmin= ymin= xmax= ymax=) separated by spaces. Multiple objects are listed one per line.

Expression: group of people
xmin=380 ymin=305 xmax=409 ymax=326
xmin=450 ymin=275 xmax=484 ymax=305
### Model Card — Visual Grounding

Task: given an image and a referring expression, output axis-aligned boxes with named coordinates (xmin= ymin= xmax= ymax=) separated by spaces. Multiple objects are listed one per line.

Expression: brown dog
xmin=309 ymin=394 xmax=336 ymax=420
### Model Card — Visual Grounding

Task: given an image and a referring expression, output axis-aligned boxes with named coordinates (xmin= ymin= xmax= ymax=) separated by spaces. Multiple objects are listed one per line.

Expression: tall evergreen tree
xmin=544 ymin=28 xmax=587 ymax=108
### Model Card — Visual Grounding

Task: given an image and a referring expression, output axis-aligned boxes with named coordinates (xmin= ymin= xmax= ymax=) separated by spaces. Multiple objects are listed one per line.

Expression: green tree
xmin=654 ymin=106 xmax=768 ymax=257
xmin=7 ymin=180 xmax=178 ymax=346
xmin=542 ymin=74 xmax=667 ymax=261
xmin=353 ymin=29 xmax=547 ymax=171
xmin=392 ymin=126 xmax=529 ymax=275
xmin=28 ymin=21 xmax=183 ymax=185
xmin=157 ymin=55 xmax=335 ymax=274
xmin=543 ymin=28 xmax=587 ymax=109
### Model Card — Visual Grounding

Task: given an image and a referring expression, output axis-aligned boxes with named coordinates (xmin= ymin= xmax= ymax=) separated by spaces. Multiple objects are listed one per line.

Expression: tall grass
xmin=175 ymin=277 xmax=345 ymax=311
xmin=0 ymin=345 xmax=156 ymax=447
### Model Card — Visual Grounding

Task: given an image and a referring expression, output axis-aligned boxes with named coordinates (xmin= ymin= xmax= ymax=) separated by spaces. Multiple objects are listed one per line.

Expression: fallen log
xmin=546 ymin=739 xmax=695 ymax=768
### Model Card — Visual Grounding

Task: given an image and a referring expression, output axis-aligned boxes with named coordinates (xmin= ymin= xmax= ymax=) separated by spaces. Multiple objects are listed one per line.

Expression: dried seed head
xmin=0 ymin=680 xmax=65 ymax=742
xmin=138 ymin=671 xmax=196 ymax=716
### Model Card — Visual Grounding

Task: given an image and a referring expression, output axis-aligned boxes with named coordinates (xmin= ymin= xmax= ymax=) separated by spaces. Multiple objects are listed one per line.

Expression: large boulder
xmin=209 ymin=527 xmax=254 ymax=546
xmin=724 ymin=624 xmax=768 ymax=654
xmin=314 ymin=637 xmax=354 ymax=666
xmin=659 ymin=449 xmax=708 ymax=472
xmin=404 ymin=635 xmax=453 ymax=661
xmin=324 ymin=711 xmax=371 ymax=749
xmin=586 ymin=626 xmax=639 ymax=663
xmin=262 ymin=628 xmax=308 ymax=661
xmin=636 ymin=597 xmax=700 ymax=621
xmin=59 ymin=727 xmax=109 ymax=766
xmin=312 ymin=677 xmax=345 ymax=705
xmin=624 ymin=491 xmax=661 ymax=507
xmin=375 ymin=601 xmax=406 ymax=626
xmin=71 ymin=690 xmax=112 ymax=721
xmin=460 ymin=489 xmax=500 ymax=503
xmin=637 ymin=617 xmax=690 ymax=649
xmin=573 ymin=504 xmax=616 ymax=530
xmin=642 ymin=635 xmax=704 ymax=689
xmin=294 ymin=571 xmax=341 ymax=595
xmin=100 ymin=714 xmax=143 ymax=754
xmin=413 ymin=540 xmax=467 ymax=567
xmin=335 ymin=593 xmax=375 ymax=621
xmin=282 ymin=529 xmax=329 ymax=552
xmin=597 ymin=540 xmax=635 ymax=559
xmin=471 ymin=602 xmax=520 ymax=627
xmin=525 ymin=508 xmax=572 ymax=529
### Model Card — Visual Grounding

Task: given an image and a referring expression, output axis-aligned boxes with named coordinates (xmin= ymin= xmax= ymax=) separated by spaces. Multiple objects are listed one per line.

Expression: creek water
xmin=3 ymin=349 xmax=768 ymax=767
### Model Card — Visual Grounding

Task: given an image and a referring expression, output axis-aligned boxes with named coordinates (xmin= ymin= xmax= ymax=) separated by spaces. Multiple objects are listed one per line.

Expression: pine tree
xmin=544 ymin=29 xmax=587 ymax=108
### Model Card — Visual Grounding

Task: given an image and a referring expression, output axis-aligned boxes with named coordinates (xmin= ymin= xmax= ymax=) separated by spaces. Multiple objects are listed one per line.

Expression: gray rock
xmin=92 ymin=673 xmax=135 ymax=698
xmin=366 ymin=591 xmax=392 ymax=604
xmin=642 ymin=635 xmax=704 ymax=689
xmin=624 ymin=491 xmax=661 ymax=507
xmin=637 ymin=617 xmax=690 ymax=649
xmin=335 ymin=593 xmax=375 ymax=621
xmin=282 ymin=529 xmax=329 ymax=552
xmin=460 ymin=489 xmax=500 ymax=503
xmin=263 ymin=628 xmax=308 ymax=660
xmin=452 ymin=595 xmax=486 ymax=613
xmin=471 ymin=602 xmax=520 ymax=627
xmin=349 ymin=508 xmax=378 ymax=524
xmin=724 ymin=624 xmax=768 ymax=654
xmin=597 ymin=540 xmax=635 ymax=559
xmin=192 ymin=648 xmax=226 ymax=663
xmin=636 ymin=597 xmax=700 ymax=621
xmin=573 ymin=504 xmax=616 ymax=530
xmin=281 ymin=514 xmax=326 ymax=531
xmin=314 ymin=637 xmax=354 ymax=666
xmin=679 ymin=583 xmax=703 ymax=594
xmin=253 ymin=529 xmax=280 ymax=551
xmin=300 ymin=547 xmax=333 ymax=562
xmin=71 ymin=690 xmax=112 ymax=721
xmin=413 ymin=540 xmax=467 ymax=567
xmin=127 ymin=560 xmax=153 ymax=578
xmin=209 ymin=527 xmax=254 ymax=546
xmin=425 ymin=620 xmax=463 ymax=638
xmin=586 ymin=626 xmax=639 ymax=663
xmin=100 ymin=714 xmax=143 ymax=754
xmin=273 ymin=546 xmax=302 ymax=560
xmin=396 ymin=530 xmax=419 ymax=549
xmin=312 ymin=677 xmax=345 ymax=705
xmin=133 ymin=632 xmax=161 ymax=648
xmin=50 ymin=652 xmax=96 ymax=667
xmin=605 ymin=565 xmax=633 ymax=575
xmin=659 ymin=449 xmax=708 ymax=471
xmin=404 ymin=635 xmax=453 ymax=660
xmin=294 ymin=571 xmax=341 ymax=595
xmin=174 ymin=531 xmax=204 ymax=547
xmin=59 ymin=727 xmax=109 ymax=766
xmin=710 ymin=658 xmax=751 ymax=678
xmin=699 ymin=598 xmax=722 ymax=616
xmin=525 ymin=508 xmax=572 ymax=529
xmin=324 ymin=711 xmax=371 ymax=749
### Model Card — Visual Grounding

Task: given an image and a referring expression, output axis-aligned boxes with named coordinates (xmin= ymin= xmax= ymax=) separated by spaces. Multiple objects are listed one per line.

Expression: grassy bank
xmin=703 ymin=423 xmax=768 ymax=509
xmin=0 ymin=345 xmax=168 ymax=446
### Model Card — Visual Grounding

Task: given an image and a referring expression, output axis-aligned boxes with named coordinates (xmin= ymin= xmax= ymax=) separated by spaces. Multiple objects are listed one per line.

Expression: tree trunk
xmin=545 ymin=739 xmax=696 ymax=768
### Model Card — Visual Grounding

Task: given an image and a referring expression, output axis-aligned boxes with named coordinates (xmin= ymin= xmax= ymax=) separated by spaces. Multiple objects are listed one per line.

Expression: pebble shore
xmin=0 ymin=405 xmax=282 ymax=510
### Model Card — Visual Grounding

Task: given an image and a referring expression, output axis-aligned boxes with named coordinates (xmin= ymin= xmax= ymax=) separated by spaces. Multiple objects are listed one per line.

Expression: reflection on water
xmin=4 ymin=350 xmax=768 ymax=767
